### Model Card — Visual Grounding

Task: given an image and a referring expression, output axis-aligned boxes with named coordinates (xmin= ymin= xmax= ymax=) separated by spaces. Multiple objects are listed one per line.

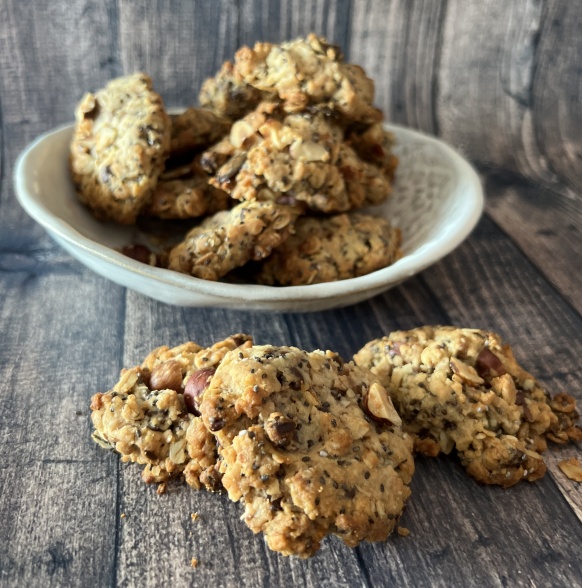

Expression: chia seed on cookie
xmin=354 ymin=326 xmax=582 ymax=488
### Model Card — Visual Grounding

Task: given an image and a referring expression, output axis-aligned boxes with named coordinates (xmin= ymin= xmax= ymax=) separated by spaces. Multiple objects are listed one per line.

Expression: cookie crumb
xmin=558 ymin=458 xmax=582 ymax=482
xmin=157 ymin=482 xmax=167 ymax=495
xmin=397 ymin=527 xmax=410 ymax=537
xmin=190 ymin=557 xmax=199 ymax=568
xmin=191 ymin=512 xmax=200 ymax=522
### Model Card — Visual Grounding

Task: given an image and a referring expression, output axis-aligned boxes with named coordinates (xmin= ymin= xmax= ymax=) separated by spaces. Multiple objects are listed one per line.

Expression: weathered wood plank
xmin=484 ymin=173 xmax=582 ymax=315
xmin=532 ymin=0 xmax=582 ymax=195
xmin=117 ymin=0 xmax=240 ymax=108
xmin=238 ymin=0 xmax=351 ymax=48
xmin=349 ymin=0 xmax=447 ymax=132
xmin=0 ymin=0 xmax=120 ymax=248
xmin=0 ymin=265 xmax=126 ymax=588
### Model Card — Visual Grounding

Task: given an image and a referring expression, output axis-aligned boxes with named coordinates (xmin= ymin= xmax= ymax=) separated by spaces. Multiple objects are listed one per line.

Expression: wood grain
xmin=2 ymin=1 xmax=582 ymax=586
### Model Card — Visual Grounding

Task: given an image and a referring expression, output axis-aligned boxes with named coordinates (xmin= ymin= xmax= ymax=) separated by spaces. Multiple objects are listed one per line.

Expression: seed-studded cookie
xmin=70 ymin=73 xmax=171 ymax=224
xmin=257 ymin=213 xmax=402 ymax=285
xmin=347 ymin=123 xmax=399 ymax=180
xmin=210 ymin=109 xmax=393 ymax=213
xmin=144 ymin=175 xmax=230 ymax=220
xmin=199 ymin=345 xmax=414 ymax=558
xmin=354 ymin=326 xmax=582 ymax=488
xmin=199 ymin=60 xmax=264 ymax=120
xmin=90 ymin=334 xmax=252 ymax=490
xmin=234 ymin=34 xmax=382 ymax=125
xmin=167 ymin=200 xmax=303 ymax=281
xmin=169 ymin=107 xmax=232 ymax=155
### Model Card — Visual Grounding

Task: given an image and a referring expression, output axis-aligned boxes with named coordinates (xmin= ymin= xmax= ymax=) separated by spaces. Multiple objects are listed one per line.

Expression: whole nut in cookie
xmin=149 ymin=360 xmax=183 ymax=392
xmin=184 ymin=368 xmax=216 ymax=415
xmin=364 ymin=382 xmax=402 ymax=426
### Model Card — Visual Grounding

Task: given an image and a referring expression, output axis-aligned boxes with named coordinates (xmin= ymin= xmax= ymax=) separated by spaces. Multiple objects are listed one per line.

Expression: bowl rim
xmin=14 ymin=121 xmax=484 ymax=304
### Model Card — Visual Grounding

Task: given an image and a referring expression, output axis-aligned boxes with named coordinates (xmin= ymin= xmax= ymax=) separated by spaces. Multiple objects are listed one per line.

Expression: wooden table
xmin=1 ymin=2 xmax=581 ymax=586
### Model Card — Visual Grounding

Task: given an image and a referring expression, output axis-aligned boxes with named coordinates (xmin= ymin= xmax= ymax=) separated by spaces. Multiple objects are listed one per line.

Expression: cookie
xmin=199 ymin=60 xmax=264 ymax=120
xmin=70 ymin=73 xmax=171 ymax=224
xmin=210 ymin=109 xmax=393 ymax=213
xmin=90 ymin=334 xmax=252 ymax=490
xmin=167 ymin=200 xmax=302 ymax=281
xmin=256 ymin=213 xmax=402 ymax=285
xmin=169 ymin=107 xmax=232 ymax=155
xmin=348 ymin=123 xmax=399 ymax=181
xmin=144 ymin=175 xmax=230 ymax=220
xmin=234 ymin=34 xmax=382 ymax=125
xmin=199 ymin=345 xmax=414 ymax=558
xmin=354 ymin=326 xmax=582 ymax=487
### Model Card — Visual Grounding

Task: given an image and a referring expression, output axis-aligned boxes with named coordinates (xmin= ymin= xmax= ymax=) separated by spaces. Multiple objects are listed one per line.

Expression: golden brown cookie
xmin=257 ymin=213 xmax=402 ymax=285
xmin=210 ymin=108 xmax=393 ymax=213
xmin=90 ymin=335 xmax=252 ymax=490
xmin=234 ymin=34 xmax=382 ymax=124
xmin=70 ymin=73 xmax=171 ymax=224
xmin=354 ymin=326 xmax=582 ymax=487
xmin=200 ymin=344 xmax=414 ymax=557
xmin=167 ymin=200 xmax=303 ymax=281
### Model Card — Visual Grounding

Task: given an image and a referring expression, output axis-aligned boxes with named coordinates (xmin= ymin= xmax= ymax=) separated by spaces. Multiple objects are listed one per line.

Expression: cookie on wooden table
xmin=199 ymin=344 xmax=414 ymax=557
xmin=167 ymin=200 xmax=303 ymax=281
xmin=257 ymin=213 xmax=402 ymax=285
xmin=90 ymin=334 xmax=252 ymax=491
xmin=354 ymin=326 xmax=582 ymax=488
xmin=70 ymin=73 xmax=171 ymax=224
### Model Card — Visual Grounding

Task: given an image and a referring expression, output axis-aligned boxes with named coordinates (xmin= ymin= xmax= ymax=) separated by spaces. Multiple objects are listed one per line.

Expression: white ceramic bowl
xmin=14 ymin=122 xmax=483 ymax=312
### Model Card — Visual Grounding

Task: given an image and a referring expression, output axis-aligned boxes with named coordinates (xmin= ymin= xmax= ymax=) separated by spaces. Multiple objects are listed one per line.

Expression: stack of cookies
xmin=70 ymin=35 xmax=402 ymax=286
xmin=90 ymin=328 xmax=581 ymax=558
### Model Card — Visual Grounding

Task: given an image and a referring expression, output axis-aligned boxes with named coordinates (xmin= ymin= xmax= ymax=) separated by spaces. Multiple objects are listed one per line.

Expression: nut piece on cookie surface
xmin=354 ymin=326 xmax=582 ymax=488
xmin=90 ymin=334 xmax=252 ymax=491
xmin=70 ymin=73 xmax=171 ymax=224
xmin=256 ymin=213 xmax=402 ymax=285
xmin=199 ymin=344 xmax=414 ymax=558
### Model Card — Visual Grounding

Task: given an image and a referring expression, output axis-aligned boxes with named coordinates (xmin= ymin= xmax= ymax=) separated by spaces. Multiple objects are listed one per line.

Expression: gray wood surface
xmin=1 ymin=1 xmax=581 ymax=587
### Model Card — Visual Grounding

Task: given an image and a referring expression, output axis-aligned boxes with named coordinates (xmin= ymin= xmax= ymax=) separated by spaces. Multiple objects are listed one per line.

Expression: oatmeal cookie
xmin=348 ymin=123 xmax=399 ymax=180
xmin=354 ymin=326 xmax=582 ymax=488
xmin=257 ymin=213 xmax=402 ymax=285
xmin=70 ymin=73 xmax=171 ymax=224
xmin=144 ymin=175 xmax=230 ymax=220
xmin=211 ymin=109 xmax=393 ymax=213
xmin=199 ymin=60 xmax=264 ymax=120
xmin=234 ymin=34 xmax=382 ymax=125
xmin=199 ymin=345 xmax=414 ymax=558
xmin=169 ymin=107 xmax=232 ymax=155
xmin=90 ymin=334 xmax=252 ymax=490
xmin=167 ymin=200 xmax=303 ymax=281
